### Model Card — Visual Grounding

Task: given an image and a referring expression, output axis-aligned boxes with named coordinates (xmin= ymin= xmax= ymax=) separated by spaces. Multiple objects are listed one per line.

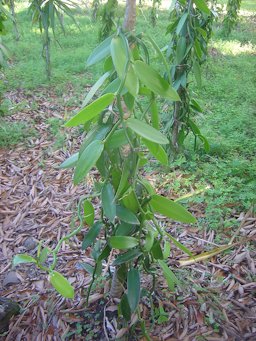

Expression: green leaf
xmin=79 ymin=124 xmax=111 ymax=156
xmin=120 ymin=294 xmax=131 ymax=321
xmin=127 ymin=268 xmax=140 ymax=312
xmin=65 ymin=93 xmax=115 ymax=127
xmin=193 ymin=61 xmax=202 ymax=87
xmin=114 ymin=157 xmax=131 ymax=199
xmin=74 ymin=140 xmax=104 ymax=185
xmin=82 ymin=222 xmax=103 ymax=250
xmin=113 ymin=249 xmax=142 ymax=266
xmin=176 ymin=12 xmax=188 ymax=34
xmin=116 ymin=205 xmax=140 ymax=225
xmin=105 ymin=129 xmax=128 ymax=150
xmin=134 ymin=61 xmax=180 ymax=101
xmin=166 ymin=233 xmax=193 ymax=256
xmin=176 ymin=37 xmax=187 ymax=64
xmin=158 ymin=260 xmax=180 ymax=291
xmin=150 ymin=195 xmax=196 ymax=223
xmin=13 ymin=254 xmax=37 ymax=267
xmin=83 ymin=200 xmax=94 ymax=226
xmin=98 ymin=245 xmax=111 ymax=262
xmin=111 ymin=35 xmax=138 ymax=96
xmin=198 ymin=134 xmax=210 ymax=152
xmin=150 ymin=99 xmax=159 ymax=130
xmin=194 ymin=39 xmax=203 ymax=60
xmin=102 ymin=78 xmax=127 ymax=95
xmin=163 ymin=241 xmax=171 ymax=259
xmin=194 ymin=0 xmax=211 ymax=15
xmin=49 ymin=271 xmax=74 ymax=299
xmin=115 ymin=222 xmax=137 ymax=236
xmin=38 ymin=247 xmax=50 ymax=264
xmin=82 ymin=71 xmax=111 ymax=107
xmin=144 ymin=230 xmax=154 ymax=252
xmin=126 ymin=118 xmax=168 ymax=145
xmin=109 ymin=236 xmax=139 ymax=249
xmin=87 ymin=35 xmax=112 ymax=67
xmin=142 ymin=138 xmax=168 ymax=166
xmin=59 ymin=152 xmax=78 ymax=169
xmin=102 ymin=183 xmax=116 ymax=223
xmin=151 ymin=240 xmax=164 ymax=260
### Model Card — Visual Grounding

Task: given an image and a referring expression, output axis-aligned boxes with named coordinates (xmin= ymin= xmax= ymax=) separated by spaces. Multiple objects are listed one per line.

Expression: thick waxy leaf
xmin=65 ymin=93 xmax=115 ymax=127
xmin=127 ymin=268 xmax=140 ymax=312
xmin=134 ymin=61 xmax=180 ymax=101
xmin=194 ymin=0 xmax=211 ymax=15
xmin=193 ymin=60 xmax=202 ymax=87
xmin=102 ymin=183 xmax=116 ymax=223
xmin=109 ymin=236 xmax=139 ymax=249
xmin=113 ymin=249 xmax=142 ymax=266
xmin=163 ymin=241 xmax=171 ymax=259
xmin=87 ymin=35 xmax=112 ymax=67
xmin=82 ymin=222 xmax=102 ymax=250
xmin=176 ymin=37 xmax=187 ymax=64
xmin=111 ymin=35 xmax=139 ymax=96
xmin=79 ymin=124 xmax=111 ymax=156
xmin=105 ymin=129 xmax=128 ymax=150
xmin=176 ymin=12 xmax=188 ymax=34
xmin=49 ymin=271 xmax=74 ymax=299
xmin=142 ymin=138 xmax=168 ymax=165
xmin=120 ymin=294 xmax=131 ymax=321
xmin=158 ymin=260 xmax=180 ymax=291
xmin=126 ymin=118 xmax=168 ymax=145
xmin=59 ymin=152 xmax=78 ymax=169
xmin=116 ymin=205 xmax=140 ymax=225
xmin=121 ymin=189 xmax=139 ymax=213
xmin=150 ymin=100 xmax=159 ymax=129
xmin=82 ymin=71 xmax=111 ymax=107
xmin=74 ymin=140 xmax=104 ymax=185
xmin=150 ymin=195 xmax=196 ymax=223
xmin=102 ymin=78 xmax=127 ymax=95
xmin=83 ymin=200 xmax=94 ymax=226
xmin=151 ymin=240 xmax=164 ymax=260
xmin=115 ymin=222 xmax=137 ymax=236
xmin=13 ymin=254 xmax=37 ymax=266
xmin=144 ymin=230 xmax=154 ymax=252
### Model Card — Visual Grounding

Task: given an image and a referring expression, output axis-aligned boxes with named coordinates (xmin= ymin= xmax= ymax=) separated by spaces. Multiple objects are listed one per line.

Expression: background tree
xmin=4 ymin=0 xmax=20 ymax=40
xmin=164 ymin=0 xmax=213 ymax=154
xmin=28 ymin=0 xmax=77 ymax=80
xmin=222 ymin=0 xmax=242 ymax=36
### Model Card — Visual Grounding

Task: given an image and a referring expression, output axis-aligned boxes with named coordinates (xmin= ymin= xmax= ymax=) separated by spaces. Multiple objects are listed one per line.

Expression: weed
xmin=0 ymin=119 xmax=35 ymax=147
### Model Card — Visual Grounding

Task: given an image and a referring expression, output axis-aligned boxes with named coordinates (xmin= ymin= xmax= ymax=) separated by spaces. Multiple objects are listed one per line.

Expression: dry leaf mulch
xmin=0 ymin=89 xmax=256 ymax=341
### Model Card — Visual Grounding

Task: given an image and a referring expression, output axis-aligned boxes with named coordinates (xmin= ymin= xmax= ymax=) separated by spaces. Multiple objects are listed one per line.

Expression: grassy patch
xmin=0 ymin=119 xmax=35 ymax=147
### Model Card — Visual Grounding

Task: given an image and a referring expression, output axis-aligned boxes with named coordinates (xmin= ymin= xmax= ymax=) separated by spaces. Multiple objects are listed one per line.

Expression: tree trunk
xmin=123 ymin=0 xmax=137 ymax=32
xmin=9 ymin=0 xmax=20 ymax=41
xmin=43 ymin=27 xmax=51 ymax=80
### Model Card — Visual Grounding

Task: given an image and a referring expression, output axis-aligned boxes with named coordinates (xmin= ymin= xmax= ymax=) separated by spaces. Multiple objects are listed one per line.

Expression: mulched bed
xmin=0 ymin=89 xmax=255 ymax=340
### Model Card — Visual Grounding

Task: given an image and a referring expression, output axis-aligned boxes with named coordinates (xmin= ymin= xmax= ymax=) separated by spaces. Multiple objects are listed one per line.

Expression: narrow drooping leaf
xmin=83 ymin=200 xmax=94 ymax=226
xmin=116 ymin=205 xmax=140 ymax=225
xmin=193 ymin=61 xmax=202 ymax=87
xmin=158 ymin=260 xmax=180 ymax=291
xmin=113 ymin=249 xmax=142 ymax=266
xmin=65 ymin=93 xmax=115 ymax=127
xmin=74 ymin=140 xmax=104 ymax=185
xmin=59 ymin=152 xmax=78 ymax=169
xmin=134 ymin=61 xmax=180 ymax=101
xmin=142 ymin=138 xmax=168 ymax=166
xmin=163 ymin=241 xmax=171 ymax=259
xmin=144 ymin=230 xmax=154 ymax=252
xmin=126 ymin=118 xmax=168 ymax=145
xmin=82 ymin=71 xmax=111 ymax=107
xmin=109 ymin=236 xmax=139 ymax=249
xmin=87 ymin=35 xmax=112 ymax=67
xmin=111 ymin=35 xmax=139 ymax=97
xmin=49 ymin=271 xmax=74 ymax=299
xmin=165 ymin=233 xmax=193 ymax=256
xmin=120 ymin=294 xmax=131 ymax=321
xmin=151 ymin=240 xmax=164 ymax=260
xmin=150 ymin=99 xmax=159 ymax=130
xmin=13 ymin=254 xmax=37 ymax=267
xmin=194 ymin=0 xmax=211 ymax=15
xmin=82 ymin=222 xmax=103 ymax=250
xmin=102 ymin=183 xmax=116 ymax=223
xmin=150 ymin=195 xmax=196 ymax=223
xmin=176 ymin=12 xmax=188 ymax=34
xmin=127 ymin=268 xmax=140 ymax=312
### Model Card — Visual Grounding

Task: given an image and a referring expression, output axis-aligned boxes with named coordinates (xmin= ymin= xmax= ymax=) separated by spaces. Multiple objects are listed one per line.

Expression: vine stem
xmin=50 ymin=192 xmax=100 ymax=271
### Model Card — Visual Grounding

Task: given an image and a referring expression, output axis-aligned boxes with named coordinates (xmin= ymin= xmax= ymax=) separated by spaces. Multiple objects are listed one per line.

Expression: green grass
xmin=1 ymin=0 xmax=256 ymax=231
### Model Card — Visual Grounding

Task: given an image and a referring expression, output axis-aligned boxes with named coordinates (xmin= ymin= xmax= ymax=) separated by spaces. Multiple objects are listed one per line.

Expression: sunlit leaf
xmin=150 ymin=195 xmax=196 ymax=223
xmin=49 ymin=271 xmax=74 ymax=299
xmin=87 ymin=35 xmax=112 ymax=67
xmin=13 ymin=254 xmax=37 ymax=267
xmin=83 ymin=200 xmax=94 ymax=226
xmin=59 ymin=152 xmax=78 ymax=169
xmin=126 ymin=118 xmax=168 ymax=145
